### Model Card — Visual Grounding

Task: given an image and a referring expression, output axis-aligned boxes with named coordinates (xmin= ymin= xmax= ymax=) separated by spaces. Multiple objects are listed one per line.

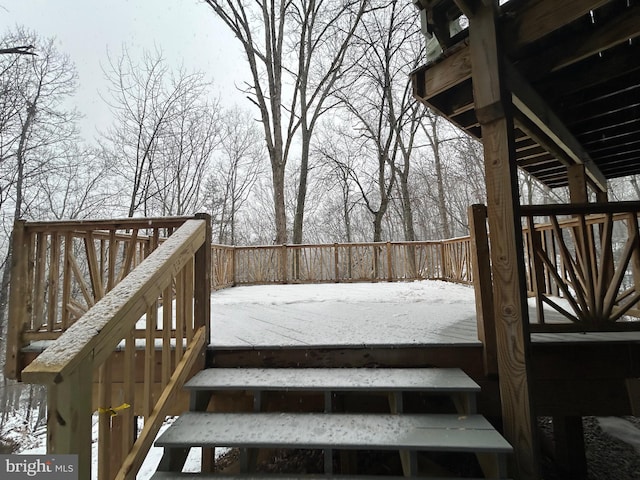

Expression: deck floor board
xmin=209 ymin=282 xmax=640 ymax=350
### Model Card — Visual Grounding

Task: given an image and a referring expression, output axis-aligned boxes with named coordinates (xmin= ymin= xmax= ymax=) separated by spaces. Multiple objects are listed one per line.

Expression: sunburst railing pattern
xmin=522 ymin=202 xmax=640 ymax=332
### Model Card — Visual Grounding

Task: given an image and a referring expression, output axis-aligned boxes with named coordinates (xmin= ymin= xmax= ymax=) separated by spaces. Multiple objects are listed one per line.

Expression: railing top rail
xmin=20 ymin=216 xmax=195 ymax=233
xmin=232 ymin=239 xmax=446 ymax=250
xmin=521 ymin=201 xmax=640 ymax=217
xmin=441 ymin=235 xmax=472 ymax=244
xmin=21 ymin=219 xmax=206 ymax=385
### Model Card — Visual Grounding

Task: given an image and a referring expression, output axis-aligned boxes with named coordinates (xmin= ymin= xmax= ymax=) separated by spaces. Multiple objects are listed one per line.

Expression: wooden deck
xmin=209 ymin=282 xmax=640 ymax=350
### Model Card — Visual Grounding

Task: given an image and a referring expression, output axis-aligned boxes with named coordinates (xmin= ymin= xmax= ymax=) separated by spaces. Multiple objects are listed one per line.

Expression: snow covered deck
xmin=209 ymin=280 xmax=640 ymax=350
xmin=210 ymin=281 xmax=480 ymax=349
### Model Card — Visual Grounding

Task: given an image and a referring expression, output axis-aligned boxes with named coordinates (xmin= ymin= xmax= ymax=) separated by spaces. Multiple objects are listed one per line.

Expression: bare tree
xmin=0 ymin=28 xmax=80 ymax=341
xmin=203 ymin=0 xmax=370 ymax=244
xmin=100 ymin=48 xmax=215 ymax=217
xmin=206 ymin=107 xmax=265 ymax=244
xmin=334 ymin=1 xmax=421 ymax=242
xmin=0 ymin=28 xmax=81 ymax=433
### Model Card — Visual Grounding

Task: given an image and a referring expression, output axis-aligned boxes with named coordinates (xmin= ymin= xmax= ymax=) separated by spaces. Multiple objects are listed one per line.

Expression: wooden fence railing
xmin=213 ymin=239 xmax=473 ymax=287
xmin=5 ymin=216 xmax=206 ymax=379
xmin=15 ymin=216 xmax=211 ymax=480
xmin=522 ymin=202 xmax=640 ymax=332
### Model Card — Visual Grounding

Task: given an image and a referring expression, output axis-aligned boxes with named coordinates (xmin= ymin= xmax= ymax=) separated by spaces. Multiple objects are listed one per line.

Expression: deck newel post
xmin=47 ymin=359 xmax=94 ymax=479
xmin=468 ymin=204 xmax=498 ymax=376
xmin=280 ymin=244 xmax=288 ymax=283
xmin=195 ymin=213 xmax=212 ymax=344
xmin=334 ymin=243 xmax=340 ymax=282
xmin=386 ymin=241 xmax=393 ymax=281
xmin=232 ymin=245 xmax=237 ymax=287
xmin=465 ymin=1 xmax=539 ymax=478
xmin=5 ymin=219 xmax=30 ymax=380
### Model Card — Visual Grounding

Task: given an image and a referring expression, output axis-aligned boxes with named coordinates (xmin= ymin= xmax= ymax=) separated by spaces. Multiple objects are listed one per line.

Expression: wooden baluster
xmin=528 ymin=216 xmax=548 ymax=325
xmin=386 ymin=242 xmax=393 ymax=281
xmin=48 ymin=232 xmax=61 ymax=332
xmin=62 ymin=231 xmax=72 ymax=329
xmin=33 ymin=233 xmax=47 ymax=332
xmin=98 ymin=360 xmax=113 ymax=480
xmin=122 ymin=331 xmax=136 ymax=463
xmin=144 ymin=302 xmax=157 ymax=419
xmin=108 ymin=230 xmax=117 ymax=292
xmin=185 ymin=258 xmax=194 ymax=343
xmin=162 ymin=285 xmax=172 ymax=389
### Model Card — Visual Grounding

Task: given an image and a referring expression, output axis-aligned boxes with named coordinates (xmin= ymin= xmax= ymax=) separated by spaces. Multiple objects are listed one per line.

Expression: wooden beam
xmin=568 ymin=164 xmax=589 ymax=203
xmin=467 ymin=3 xmax=539 ymax=479
xmin=506 ymin=63 xmax=608 ymax=193
xmin=413 ymin=41 xmax=472 ymax=100
xmin=521 ymin=4 xmax=640 ymax=82
xmin=503 ymin=0 xmax=613 ymax=52
xmin=468 ymin=204 xmax=498 ymax=376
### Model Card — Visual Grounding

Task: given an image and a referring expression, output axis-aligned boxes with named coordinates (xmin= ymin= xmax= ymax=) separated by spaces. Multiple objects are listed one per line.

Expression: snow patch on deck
xmin=210 ymin=280 xmax=480 ymax=348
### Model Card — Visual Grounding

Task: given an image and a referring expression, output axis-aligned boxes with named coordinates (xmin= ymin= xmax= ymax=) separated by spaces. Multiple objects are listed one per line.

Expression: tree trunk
xmin=433 ymin=136 xmax=450 ymax=239
xmin=272 ymin=161 xmax=288 ymax=244
xmin=292 ymin=127 xmax=311 ymax=244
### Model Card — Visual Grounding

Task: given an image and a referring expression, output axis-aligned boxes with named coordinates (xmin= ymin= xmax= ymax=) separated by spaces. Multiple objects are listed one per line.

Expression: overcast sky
xmin=2 ymin=0 xmax=249 ymax=139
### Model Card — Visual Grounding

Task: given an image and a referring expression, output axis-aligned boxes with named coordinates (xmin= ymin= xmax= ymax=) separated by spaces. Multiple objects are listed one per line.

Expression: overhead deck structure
xmin=411 ymin=1 xmax=640 ymax=479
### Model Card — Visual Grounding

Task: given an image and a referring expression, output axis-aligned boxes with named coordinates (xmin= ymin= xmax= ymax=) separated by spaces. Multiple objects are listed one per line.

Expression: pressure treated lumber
xmin=466 ymin=2 xmax=539 ymax=478
xmin=155 ymin=412 xmax=512 ymax=453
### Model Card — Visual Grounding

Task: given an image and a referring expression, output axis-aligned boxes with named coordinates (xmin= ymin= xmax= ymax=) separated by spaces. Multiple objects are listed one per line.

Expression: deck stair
xmin=151 ymin=367 xmax=512 ymax=478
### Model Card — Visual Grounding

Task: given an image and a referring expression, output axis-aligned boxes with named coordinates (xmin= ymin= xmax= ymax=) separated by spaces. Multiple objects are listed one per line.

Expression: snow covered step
xmin=186 ymin=367 xmax=479 ymax=393
xmin=186 ymin=367 xmax=478 ymax=414
xmin=155 ymin=412 xmax=512 ymax=454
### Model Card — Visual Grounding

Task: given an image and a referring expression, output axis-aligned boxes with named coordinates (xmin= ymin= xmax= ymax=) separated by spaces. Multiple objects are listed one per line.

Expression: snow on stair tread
xmin=184 ymin=368 xmax=480 ymax=392
xmin=155 ymin=412 xmax=512 ymax=453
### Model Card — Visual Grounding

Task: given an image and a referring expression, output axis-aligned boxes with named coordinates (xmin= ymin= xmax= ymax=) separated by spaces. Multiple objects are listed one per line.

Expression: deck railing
xmin=522 ymin=202 xmax=640 ymax=332
xmin=214 ymin=239 xmax=473 ymax=287
xmin=5 ymin=216 xmax=205 ymax=379
xmin=15 ymin=216 xmax=211 ymax=480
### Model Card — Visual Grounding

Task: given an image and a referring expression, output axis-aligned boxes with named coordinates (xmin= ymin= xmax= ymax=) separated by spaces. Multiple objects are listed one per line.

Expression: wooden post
xmin=527 ymin=218 xmax=548 ymax=325
xmin=280 ymin=244 xmax=288 ymax=283
xmin=466 ymin=2 xmax=539 ymax=478
xmin=468 ymin=204 xmax=498 ymax=376
xmin=334 ymin=243 xmax=340 ymax=281
xmin=386 ymin=242 xmax=393 ymax=281
xmin=47 ymin=359 xmax=94 ymax=479
xmin=5 ymin=220 xmax=30 ymax=380
xmin=568 ymin=164 xmax=589 ymax=204
xmin=553 ymin=416 xmax=587 ymax=479
xmin=195 ymin=213 xmax=212 ymax=344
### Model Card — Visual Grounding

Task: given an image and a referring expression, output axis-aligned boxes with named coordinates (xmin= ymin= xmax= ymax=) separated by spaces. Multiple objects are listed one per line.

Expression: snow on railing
xmin=16 ymin=216 xmax=211 ymax=480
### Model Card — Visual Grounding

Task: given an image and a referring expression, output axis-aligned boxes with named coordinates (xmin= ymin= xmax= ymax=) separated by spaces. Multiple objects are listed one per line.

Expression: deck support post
xmin=5 ymin=219 xmax=29 ymax=381
xmin=47 ymin=359 xmax=94 ymax=479
xmin=568 ymin=164 xmax=589 ymax=204
xmin=552 ymin=416 xmax=587 ymax=479
xmin=468 ymin=204 xmax=498 ymax=376
xmin=464 ymin=1 xmax=539 ymax=478
xmin=195 ymin=213 xmax=212 ymax=344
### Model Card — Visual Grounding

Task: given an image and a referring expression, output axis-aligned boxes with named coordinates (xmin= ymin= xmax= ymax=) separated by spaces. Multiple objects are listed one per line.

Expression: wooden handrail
xmin=22 ymin=219 xmax=205 ymax=383
xmin=21 ymin=218 xmax=210 ymax=480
